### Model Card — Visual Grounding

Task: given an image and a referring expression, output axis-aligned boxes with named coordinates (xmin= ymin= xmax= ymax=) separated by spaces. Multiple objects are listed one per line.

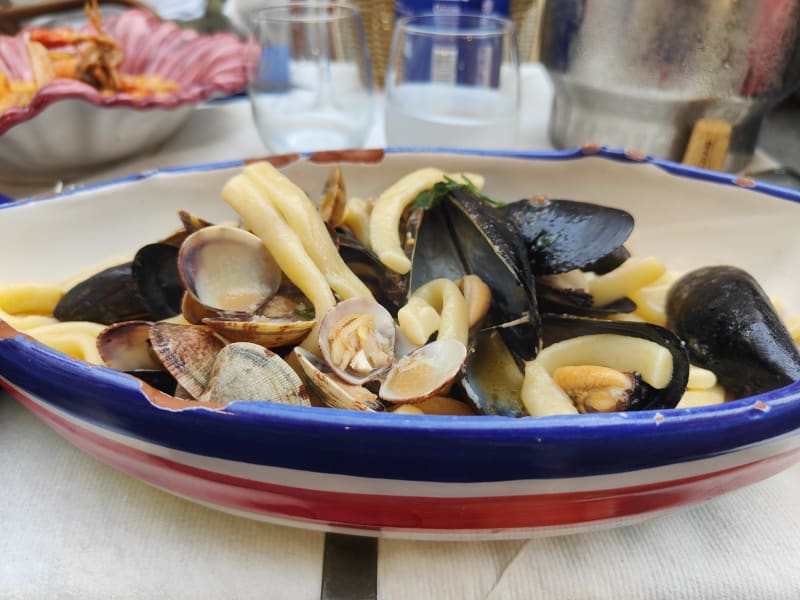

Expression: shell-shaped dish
xmin=0 ymin=10 xmax=252 ymax=179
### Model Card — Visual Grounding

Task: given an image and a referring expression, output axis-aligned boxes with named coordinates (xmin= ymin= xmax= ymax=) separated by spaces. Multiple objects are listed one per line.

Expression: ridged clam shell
xmin=200 ymin=342 xmax=310 ymax=406
xmin=203 ymin=315 xmax=315 ymax=348
xmin=149 ymin=322 xmax=225 ymax=400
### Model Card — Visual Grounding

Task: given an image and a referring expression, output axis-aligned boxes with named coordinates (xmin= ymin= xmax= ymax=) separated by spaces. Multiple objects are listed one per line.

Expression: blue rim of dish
xmin=2 ymin=146 xmax=800 ymax=481
xmin=7 ymin=145 xmax=800 ymax=206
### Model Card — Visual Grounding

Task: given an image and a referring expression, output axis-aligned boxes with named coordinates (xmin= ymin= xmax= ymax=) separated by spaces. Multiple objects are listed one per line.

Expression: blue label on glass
xmin=395 ymin=3 xmax=510 ymax=88
xmin=396 ymin=0 xmax=510 ymax=18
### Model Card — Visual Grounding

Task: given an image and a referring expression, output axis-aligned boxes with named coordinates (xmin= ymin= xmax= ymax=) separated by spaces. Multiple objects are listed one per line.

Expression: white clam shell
xmin=379 ymin=339 xmax=467 ymax=404
xmin=293 ymin=347 xmax=383 ymax=412
xmin=318 ymin=298 xmax=396 ymax=385
xmin=178 ymin=225 xmax=282 ymax=315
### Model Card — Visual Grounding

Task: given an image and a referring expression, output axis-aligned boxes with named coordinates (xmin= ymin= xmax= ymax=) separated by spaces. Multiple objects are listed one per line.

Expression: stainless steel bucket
xmin=539 ymin=0 xmax=800 ymax=171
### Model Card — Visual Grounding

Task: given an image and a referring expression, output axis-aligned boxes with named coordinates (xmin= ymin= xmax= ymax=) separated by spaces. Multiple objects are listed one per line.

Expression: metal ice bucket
xmin=539 ymin=0 xmax=800 ymax=171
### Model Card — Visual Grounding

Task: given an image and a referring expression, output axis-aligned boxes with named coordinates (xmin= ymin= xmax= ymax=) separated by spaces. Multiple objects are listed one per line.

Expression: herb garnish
xmin=294 ymin=307 xmax=316 ymax=320
xmin=411 ymin=175 xmax=503 ymax=210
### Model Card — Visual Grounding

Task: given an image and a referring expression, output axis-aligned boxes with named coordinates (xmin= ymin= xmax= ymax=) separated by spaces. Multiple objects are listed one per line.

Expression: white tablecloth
xmin=2 ymin=65 xmax=799 ymax=599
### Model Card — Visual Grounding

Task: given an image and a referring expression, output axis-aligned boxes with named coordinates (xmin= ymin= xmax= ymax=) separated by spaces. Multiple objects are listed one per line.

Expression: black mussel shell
xmin=132 ymin=243 xmax=184 ymax=321
xmin=407 ymin=188 xmax=541 ymax=362
xmin=501 ymin=198 xmax=634 ymax=276
xmin=541 ymin=314 xmax=690 ymax=411
xmin=583 ymin=246 xmax=631 ymax=275
xmin=535 ymin=279 xmax=637 ymax=316
xmin=336 ymin=228 xmax=408 ymax=314
xmin=461 ymin=330 xmax=527 ymax=417
xmin=666 ymin=266 xmax=800 ymax=397
xmin=446 ymin=188 xmax=540 ymax=361
xmin=408 ymin=204 xmax=468 ymax=294
xmin=54 ymin=262 xmax=150 ymax=325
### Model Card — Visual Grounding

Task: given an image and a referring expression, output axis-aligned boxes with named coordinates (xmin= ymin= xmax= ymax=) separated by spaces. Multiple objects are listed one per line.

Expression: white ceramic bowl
xmin=1 ymin=148 xmax=800 ymax=540
xmin=0 ymin=10 xmax=251 ymax=182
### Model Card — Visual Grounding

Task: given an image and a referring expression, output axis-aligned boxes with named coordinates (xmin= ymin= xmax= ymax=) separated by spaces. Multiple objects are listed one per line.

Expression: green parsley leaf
xmin=410 ymin=174 xmax=504 ymax=210
xmin=294 ymin=307 xmax=316 ymax=321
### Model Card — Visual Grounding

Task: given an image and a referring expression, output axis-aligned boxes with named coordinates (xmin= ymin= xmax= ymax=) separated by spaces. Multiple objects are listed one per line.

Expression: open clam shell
xmin=178 ymin=225 xmax=282 ymax=316
xmin=96 ymin=320 xmax=161 ymax=371
xmin=293 ymin=347 xmax=383 ymax=412
xmin=379 ymin=339 xmax=467 ymax=404
xmin=318 ymin=298 xmax=397 ymax=385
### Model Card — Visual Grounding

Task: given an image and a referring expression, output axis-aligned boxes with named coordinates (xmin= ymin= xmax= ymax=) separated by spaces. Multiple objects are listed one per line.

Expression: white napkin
xmin=0 ymin=395 xmax=324 ymax=600
xmin=379 ymin=464 xmax=800 ymax=599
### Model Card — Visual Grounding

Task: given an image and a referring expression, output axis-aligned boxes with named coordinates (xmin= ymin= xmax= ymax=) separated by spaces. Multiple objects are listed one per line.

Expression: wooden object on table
xmin=681 ymin=118 xmax=733 ymax=171
xmin=352 ymin=0 xmax=395 ymax=87
xmin=0 ymin=0 xmax=151 ymax=34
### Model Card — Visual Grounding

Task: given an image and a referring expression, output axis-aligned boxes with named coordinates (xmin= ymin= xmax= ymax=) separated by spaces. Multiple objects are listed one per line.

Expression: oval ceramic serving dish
xmin=1 ymin=148 xmax=800 ymax=540
xmin=0 ymin=9 xmax=250 ymax=182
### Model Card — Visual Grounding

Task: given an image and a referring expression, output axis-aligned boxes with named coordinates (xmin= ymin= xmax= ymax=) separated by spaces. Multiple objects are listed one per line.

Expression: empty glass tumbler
xmin=247 ymin=2 xmax=376 ymax=154
xmin=384 ymin=12 xmax=521 ymax=150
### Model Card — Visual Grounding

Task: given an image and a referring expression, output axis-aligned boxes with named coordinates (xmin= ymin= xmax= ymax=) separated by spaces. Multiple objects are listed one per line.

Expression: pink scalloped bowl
xmin=0 ymin=10 xmax=252 ymax=181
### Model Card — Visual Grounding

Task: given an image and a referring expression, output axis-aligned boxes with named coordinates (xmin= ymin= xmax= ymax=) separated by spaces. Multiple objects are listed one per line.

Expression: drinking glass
xmin=247 ymin=2 xmax=375 ymax=154
xmin=384 ymin=13 xmax=520 ymax=150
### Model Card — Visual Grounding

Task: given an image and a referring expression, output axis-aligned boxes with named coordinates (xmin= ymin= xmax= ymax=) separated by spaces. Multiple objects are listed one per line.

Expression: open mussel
xmin=531 ymin=315 xmax=690 ymax=413
xmin=499 ymin=195 xmax=641 ymax=317
xmin=462 ymin=314 xmax=690 ymax=417
xmin=666 ymin=266 xmax=800 ymax=397
xmin=410 ymin=187 xmax=541 ymax=362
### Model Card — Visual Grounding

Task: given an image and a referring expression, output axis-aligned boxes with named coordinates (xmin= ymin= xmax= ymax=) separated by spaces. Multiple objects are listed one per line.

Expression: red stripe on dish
xmin=9 ymin=386 xmax=799 ymax=532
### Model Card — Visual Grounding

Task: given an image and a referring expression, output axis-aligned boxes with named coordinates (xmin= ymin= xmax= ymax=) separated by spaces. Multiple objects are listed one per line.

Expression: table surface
xmin=2 ymin=65 xmax=800 ymax=599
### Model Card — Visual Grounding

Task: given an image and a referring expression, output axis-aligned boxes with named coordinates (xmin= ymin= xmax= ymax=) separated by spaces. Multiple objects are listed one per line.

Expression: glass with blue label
xmin=247 ymin=2 xmax=375 ymax=154
xmin=385 ymin=12 xmax=520 ymax=150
